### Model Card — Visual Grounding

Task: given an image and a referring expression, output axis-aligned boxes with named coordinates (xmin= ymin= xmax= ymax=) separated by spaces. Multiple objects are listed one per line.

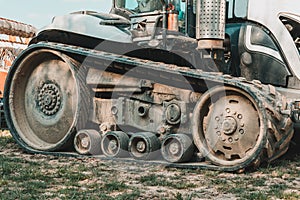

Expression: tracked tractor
xmin=0 ymin=18 xmax=36 ymax=129
xmin=4 ymin=0 xmax=300 ymax=171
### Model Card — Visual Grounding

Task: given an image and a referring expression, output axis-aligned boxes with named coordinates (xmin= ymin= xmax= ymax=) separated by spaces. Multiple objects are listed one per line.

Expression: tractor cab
xmin=111 ymin=0 xmax=184 ymax=38
xmin=110 ymin=0 xmax=249 ymax=38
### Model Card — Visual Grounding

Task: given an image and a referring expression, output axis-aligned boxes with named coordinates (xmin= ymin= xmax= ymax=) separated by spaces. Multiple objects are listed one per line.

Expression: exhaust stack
xmin=196 ymin=0 xmax=226 ymax=50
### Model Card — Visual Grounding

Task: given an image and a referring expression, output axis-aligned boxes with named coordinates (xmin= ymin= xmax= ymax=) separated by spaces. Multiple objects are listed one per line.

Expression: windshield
xmin=280 ymin=14 xmax=300 ymax=54
xmin=115 ymin=0 xmax=163 ymax=12
xmin=116 ymin=0 xmax=186 ymax=13
xmin=226 ymin=0 xmax=248 ymax=19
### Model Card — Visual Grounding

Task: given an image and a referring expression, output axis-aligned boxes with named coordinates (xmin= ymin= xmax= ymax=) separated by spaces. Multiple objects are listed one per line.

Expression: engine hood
xmin=38 ymin=11 xmax=132 ymax=43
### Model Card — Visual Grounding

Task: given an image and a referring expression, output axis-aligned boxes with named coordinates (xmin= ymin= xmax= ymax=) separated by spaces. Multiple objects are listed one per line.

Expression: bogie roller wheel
xmin=4 ymin=49 xmax=90 ymax=151
xmin=74 ymin=129 xmax=102 ymax=155
xmin=101 ymin=131 xmax=129 ymax=158
xmin=129 ymin=132 xmax=161 ymax=160
xmin=193 ymin=86 xmax=267 ymax=168
xmin=161 ymin=134 xmax=195 ymax=163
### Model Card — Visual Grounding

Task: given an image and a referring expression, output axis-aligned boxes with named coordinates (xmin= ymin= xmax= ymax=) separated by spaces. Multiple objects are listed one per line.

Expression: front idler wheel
xmin=161 ymin=134 xmax=195 ymax=163
xmin=129 ymin=132 xmax=161 ymax=160
xmin=101 ymin=131 xmax=129 ymax=158
xmin=74 ymin=129 xmax=102 ymax=155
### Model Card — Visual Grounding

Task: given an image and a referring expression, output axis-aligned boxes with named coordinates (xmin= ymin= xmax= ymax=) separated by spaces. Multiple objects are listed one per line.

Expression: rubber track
xmin=55 ymin=56 xmax=91 ymax=150
xmin=66 ymin=58 xmax=91 ymax=131
xmin=5 ymin=42 xmax=295 ymax=172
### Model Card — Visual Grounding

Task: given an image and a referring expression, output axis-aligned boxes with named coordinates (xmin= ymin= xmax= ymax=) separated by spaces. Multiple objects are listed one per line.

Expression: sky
xmin=0 ymin=0 xmax=112 ymax=29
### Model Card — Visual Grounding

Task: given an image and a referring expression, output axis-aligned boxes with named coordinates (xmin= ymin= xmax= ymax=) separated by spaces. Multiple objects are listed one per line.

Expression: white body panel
xmin=247 ymin=0 xmax=300 ymax=79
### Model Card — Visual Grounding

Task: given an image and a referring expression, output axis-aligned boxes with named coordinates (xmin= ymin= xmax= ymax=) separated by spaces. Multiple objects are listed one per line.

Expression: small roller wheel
xmin=129 ymin=132 xmax=161 ymax=160
xmin=74 ymin=129 xmax=102 ymax=155
xmin=101 ymin=131 xmax=129 ymax=158
xmin=161 ymin=134 xmax=195 ymax=163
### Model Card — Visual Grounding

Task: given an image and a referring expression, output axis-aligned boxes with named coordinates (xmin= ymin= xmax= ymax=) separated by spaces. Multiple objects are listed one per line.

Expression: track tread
xmin=258 ymin=85 xmax=294 ymax=163
xmin=68 ymin=58 xmax=91 ymax=131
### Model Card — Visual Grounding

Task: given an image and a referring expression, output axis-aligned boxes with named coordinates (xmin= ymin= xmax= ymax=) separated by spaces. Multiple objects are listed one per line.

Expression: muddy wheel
xmin=74 ymin=129 xmax=102 ymax=155
xmin=129 ymin=132 xmax=161 ymax=160
xmin=101 ymin=131 xmax=129 ymax=158
xmin=4 ymin=49 xmax=89 ymax=151
xmin=192 ymin=86 xmax=267 ymax=167
xmin=161 ymin=134 xmax=194 ymax=163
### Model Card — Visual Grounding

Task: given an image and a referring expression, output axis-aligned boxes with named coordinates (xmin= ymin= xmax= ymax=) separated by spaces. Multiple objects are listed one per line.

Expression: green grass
xmin=0 ymin=135 xmax=14 ymax=148
xmin=0 ymin=141 xmax=139 ymax=199
xmin=140 ymin=173 xmax=197 ymax=189
xmin=209 ymin=171 xmax=299 ymax=200
xmin=102 ymin=181 xmax=129 ymax=192
xmin=0 ymin=135 xmax=299 ymax=200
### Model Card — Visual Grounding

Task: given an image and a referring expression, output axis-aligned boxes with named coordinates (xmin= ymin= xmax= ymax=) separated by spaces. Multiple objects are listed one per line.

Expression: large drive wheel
xmin=4 ymin=49 xmax=89 ymax=151
xmin=192 ymin=86 xmax=267 ymax=168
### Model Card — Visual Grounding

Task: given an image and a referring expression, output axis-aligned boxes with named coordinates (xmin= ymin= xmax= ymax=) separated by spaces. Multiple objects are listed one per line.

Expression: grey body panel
xmin=39 ymin=12 xmax=132 ymax=43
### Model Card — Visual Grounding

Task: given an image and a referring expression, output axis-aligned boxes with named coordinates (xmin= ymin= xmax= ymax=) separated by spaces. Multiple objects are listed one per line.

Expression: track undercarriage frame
xmin=4 ymin=42 xmax=294 ymax=172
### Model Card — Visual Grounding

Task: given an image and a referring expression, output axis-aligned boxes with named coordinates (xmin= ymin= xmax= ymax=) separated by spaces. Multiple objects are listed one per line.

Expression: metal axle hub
xmin=38 ymin=82 xmax=61 ymax=116
xmin=222 ymin=116 xmax=238 ymax=135
xmin=136 ymin=141 xmax=146 ymax=153
xmin=169 ymin=142 xmax=180 ymax=155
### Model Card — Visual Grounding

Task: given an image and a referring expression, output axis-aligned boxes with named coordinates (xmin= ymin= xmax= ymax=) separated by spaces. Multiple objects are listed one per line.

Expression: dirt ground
xmin=0 ymin=132 xmax=299 ymax=200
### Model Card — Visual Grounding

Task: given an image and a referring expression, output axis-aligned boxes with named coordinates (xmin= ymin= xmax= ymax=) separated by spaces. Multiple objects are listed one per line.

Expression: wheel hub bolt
xmin=44 ymin=95 xmax=52 ymax=106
